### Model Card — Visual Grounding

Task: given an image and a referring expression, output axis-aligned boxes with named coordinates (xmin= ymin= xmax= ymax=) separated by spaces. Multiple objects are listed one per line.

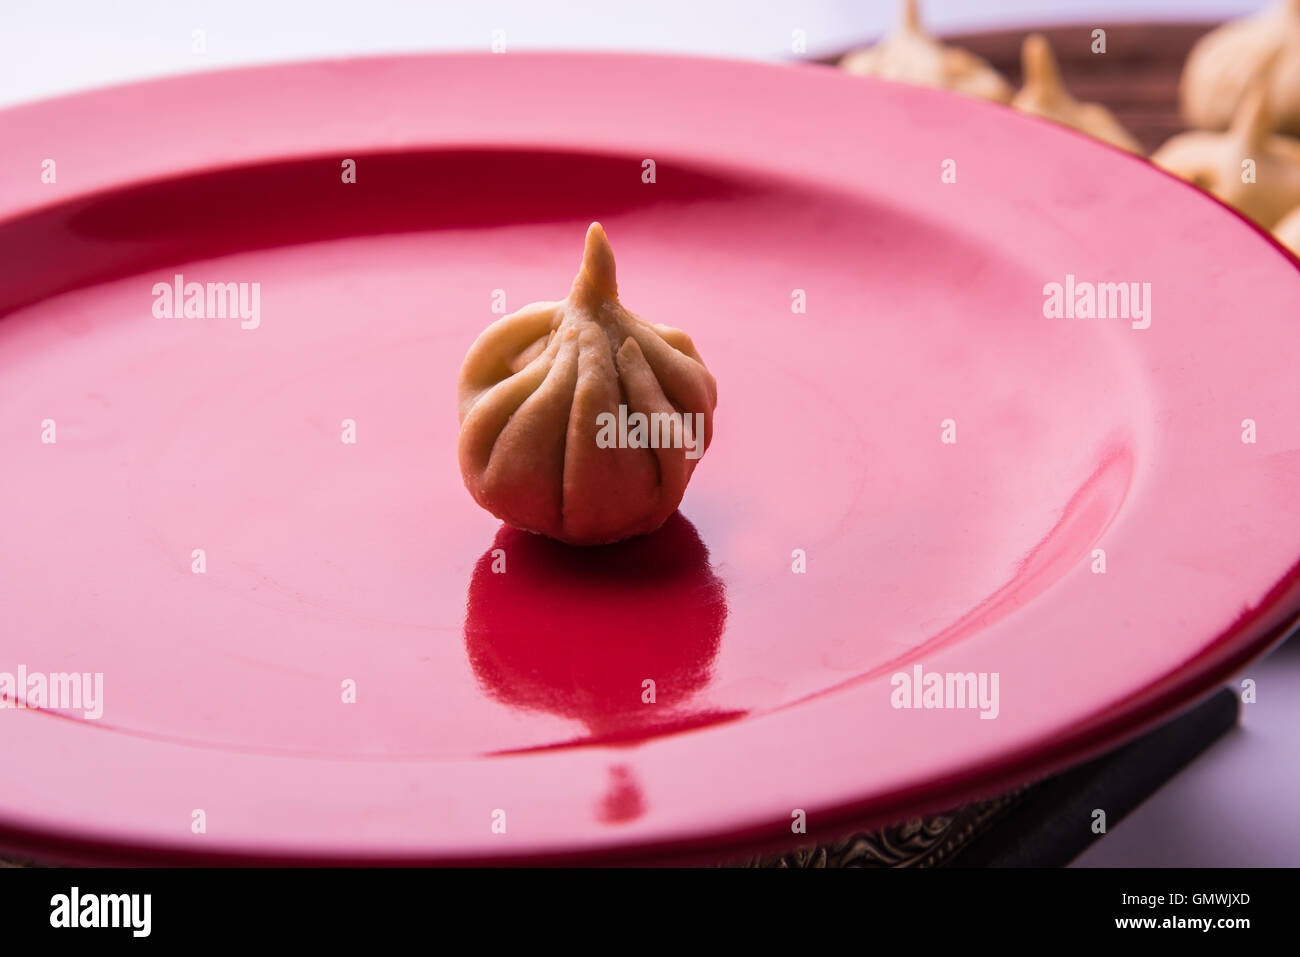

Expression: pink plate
xmin=1 ymin=53 xmax=1298 ymax=865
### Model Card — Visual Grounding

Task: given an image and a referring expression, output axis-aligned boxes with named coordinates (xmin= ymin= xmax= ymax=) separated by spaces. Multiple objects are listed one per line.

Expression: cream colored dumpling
xmin=1011 ymin=34 xmax=1143 ymax=154
xmin=839 ymin=0 xmax=1013 ymax=103
xmin=457 ymin=223 xmax=718 ymax=546
xmin=1152 ymin=81 xmax=1300 ymax=228
xmin=1180 ymin=0 xmax=1300 ymax=136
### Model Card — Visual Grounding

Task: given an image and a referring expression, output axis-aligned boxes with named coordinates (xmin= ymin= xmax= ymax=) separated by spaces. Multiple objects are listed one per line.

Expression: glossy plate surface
xmin=1 ymin=53 xmax=1298 ymax=864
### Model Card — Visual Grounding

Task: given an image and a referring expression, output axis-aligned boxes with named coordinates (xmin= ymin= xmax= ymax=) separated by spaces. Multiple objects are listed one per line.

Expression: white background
xmin=1 ymin=1 xmax=1295 ymax=867
xmin=0 ymin=0 xmax=1261 ymax=107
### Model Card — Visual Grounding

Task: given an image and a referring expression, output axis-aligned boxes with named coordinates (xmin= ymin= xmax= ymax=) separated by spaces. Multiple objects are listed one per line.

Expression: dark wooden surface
xmin=827 ymin=22 xmax=1218 ymax=155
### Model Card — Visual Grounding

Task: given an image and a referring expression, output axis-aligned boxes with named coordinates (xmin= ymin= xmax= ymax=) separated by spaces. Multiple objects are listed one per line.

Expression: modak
xmin=840 ymin=0 xmax=1013 ymax=103
xmin=457 ymin=224 xmax=718 ymax=546
xmin=1011 ymin=34 xmax=1143 ymax=154
xmin=1153 ymin=80 xmax=1300 ymax=228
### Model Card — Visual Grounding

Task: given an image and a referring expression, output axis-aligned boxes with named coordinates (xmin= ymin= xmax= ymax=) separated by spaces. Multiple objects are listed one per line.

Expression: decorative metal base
xmin=735 ymin=791 xmax=1028 ymax=868
xmin=733 ymin=687 xmax=1240 ymax=868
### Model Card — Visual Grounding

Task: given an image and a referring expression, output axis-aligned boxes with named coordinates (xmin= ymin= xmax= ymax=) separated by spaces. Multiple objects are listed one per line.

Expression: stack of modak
xmin=838 ymin=0 xmax=1143 ymax=153
xmin=1158 ymin=0 xmax=1300 ymax=250
xmin=838 ymin=0 xmax=1300 ymax=254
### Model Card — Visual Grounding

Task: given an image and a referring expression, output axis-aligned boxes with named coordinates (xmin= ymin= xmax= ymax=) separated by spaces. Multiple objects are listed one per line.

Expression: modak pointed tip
xmin=900 ymin=0 xmax=921 ymax=32
xmin=572 ymin=221 xmax=618 ymax=303
xmin=585 ymin=221 xmax=610 ymax=253
xmin=1022 ymin=33 xmax=1063 ymax=96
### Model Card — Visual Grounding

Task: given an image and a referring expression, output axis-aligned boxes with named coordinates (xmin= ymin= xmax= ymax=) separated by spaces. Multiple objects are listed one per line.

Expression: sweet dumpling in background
xmin=1011 ymin=34 xmax=1144 ymax=154
xmin=839 ymin=0 xmax=1013 ymax=103
xmin=1275 ymin=203 xmax=1300 ymax=254
xmin=1152 ymin=80 xmax=1300 ymax=229
xmin=1180 ymin=0 xmax=1300 ymax=136
xmin=457 ymin=223 xmax=718 ymax=547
